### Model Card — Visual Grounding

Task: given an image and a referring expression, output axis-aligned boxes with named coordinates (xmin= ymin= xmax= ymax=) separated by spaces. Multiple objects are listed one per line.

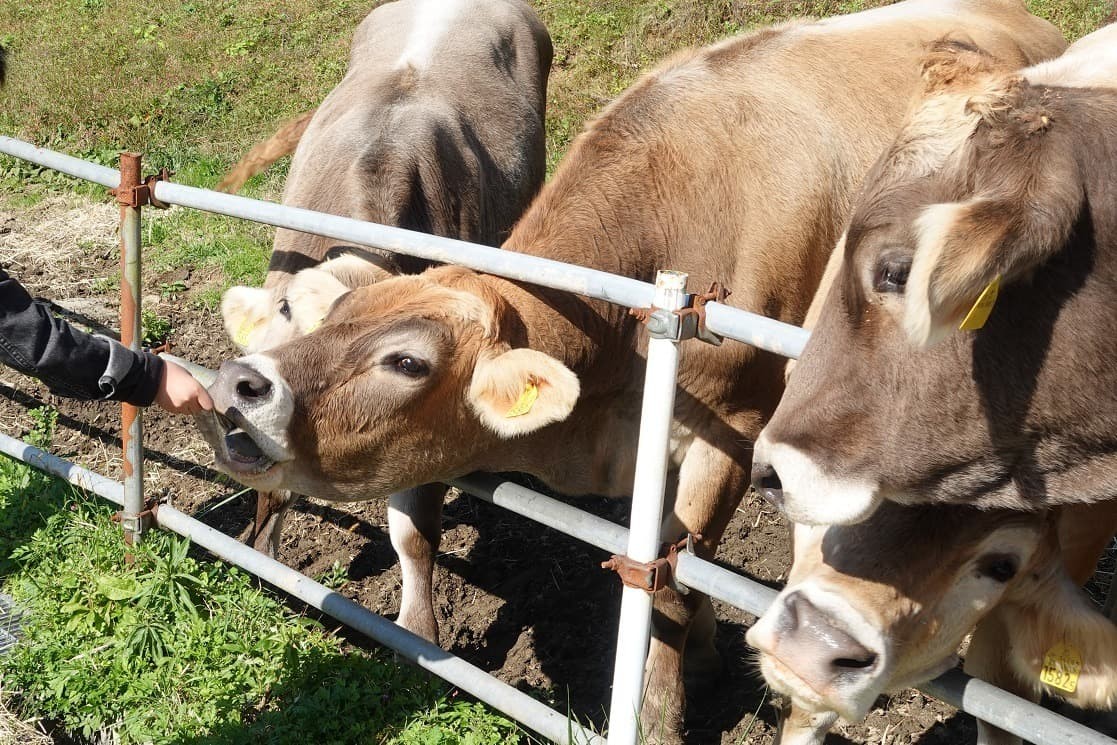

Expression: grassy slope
xmin=0 ymin=1 xmax=1111 ymax=742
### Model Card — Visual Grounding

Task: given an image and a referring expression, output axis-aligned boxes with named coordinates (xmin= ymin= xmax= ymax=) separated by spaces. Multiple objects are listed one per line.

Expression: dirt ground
xmin=1 ymin=194 xmax=1114 ymax=744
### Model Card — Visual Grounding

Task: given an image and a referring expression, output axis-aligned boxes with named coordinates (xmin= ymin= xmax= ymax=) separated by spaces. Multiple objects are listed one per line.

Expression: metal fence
xmin=0 ymin=136 xmax=1113 ymax=745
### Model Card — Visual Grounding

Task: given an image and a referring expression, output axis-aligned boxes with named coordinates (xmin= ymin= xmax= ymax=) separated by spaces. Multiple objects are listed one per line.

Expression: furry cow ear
xmin=286 ymin=254 xmax=394 ymax=334
xmin=468 ymin=348 xmax=580 ymax=438
xmin=221 ymin=286 xmax=271 ymax=351
xmin=1002 ymin=571 xmax=1117 ymax=709
xmin=905 ymin=186 xmax=1081 ymax=347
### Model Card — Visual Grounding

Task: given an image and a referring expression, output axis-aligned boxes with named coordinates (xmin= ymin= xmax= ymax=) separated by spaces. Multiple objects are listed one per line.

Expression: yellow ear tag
xmin=304 ymin=318 xmax=321 ymax=333
xmin=1039 ymin=642 xmax=1082 ymax=694
xmin=234 ymin=319 xmax=257 ymax=347
xmin=958 ymin=276 xmax=1001 ymax=331
xmin=505 ymin=382 xmax=539 ymax=418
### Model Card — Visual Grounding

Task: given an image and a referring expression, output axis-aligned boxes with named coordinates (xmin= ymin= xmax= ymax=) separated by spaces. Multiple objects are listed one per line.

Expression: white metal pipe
xmin=0 ymin=136 xmax=118 ymax=188
xmin=606 ymin=271 xmax=688 ymax=745
xmin=0 ymin=137 xmax=809 ymax=358
xmin=0 ymin=434 xmax=600 ymax=745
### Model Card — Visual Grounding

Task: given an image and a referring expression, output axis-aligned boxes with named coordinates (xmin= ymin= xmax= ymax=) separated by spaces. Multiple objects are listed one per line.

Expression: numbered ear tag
xmin=505 ymin=382 xmax=539 ymax=418
xmin=959 ymin=276 xmax=1000 ymax=331
xmin=234 ymin=319 xmax=257 ymax=347
xmin=1040 ymin=642 xmax=1082 ymax=694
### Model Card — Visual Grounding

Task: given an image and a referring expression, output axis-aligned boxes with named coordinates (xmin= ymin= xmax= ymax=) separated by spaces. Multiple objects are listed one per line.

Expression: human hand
xmin=154 ymin=361 xmax=214 ymax=415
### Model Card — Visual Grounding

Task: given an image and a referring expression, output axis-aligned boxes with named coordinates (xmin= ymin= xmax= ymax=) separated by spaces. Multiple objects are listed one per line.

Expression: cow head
xmin=752 ymin=39 xmax=1117 ymax=524
xmin=747 ymin=500 xmax=1117 ymax=723
xmin=198 ymin=265 xmax=580 ymax=499
xmin=221 ymin=252 xmax=394 ymax=353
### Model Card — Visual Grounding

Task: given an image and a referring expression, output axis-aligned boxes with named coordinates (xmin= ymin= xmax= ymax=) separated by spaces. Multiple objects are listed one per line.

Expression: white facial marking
xmin=755 ymin=433 xmax=882 ymax=525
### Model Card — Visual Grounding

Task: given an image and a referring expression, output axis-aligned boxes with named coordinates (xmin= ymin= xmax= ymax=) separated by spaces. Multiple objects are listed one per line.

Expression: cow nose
xmin=217 ymin=360 xmax=273 ymax=405
xmin=780 ymin=591 xmax=878 ymax=674
xmin=752 ymin=461 xmax=784 ymax=508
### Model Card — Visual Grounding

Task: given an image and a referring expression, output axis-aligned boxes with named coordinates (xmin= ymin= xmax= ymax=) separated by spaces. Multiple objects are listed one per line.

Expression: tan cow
xmin=752 ymin=22 xmax=1117 ymax=527
xmin=197 ymin=2 xmax=1065 ymax=740
xmin=214 ymin=0 xmax=551 ymax=562
xmin=748 ymin=500 xmax=1117 ymax=745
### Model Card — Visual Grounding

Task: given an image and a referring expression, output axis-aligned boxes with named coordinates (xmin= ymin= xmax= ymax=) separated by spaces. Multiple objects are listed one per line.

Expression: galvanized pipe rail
xmin=0 ymin=136 xmax=810 ymax=359
xmin=1 ymin=136 xmax=1114 ymax=744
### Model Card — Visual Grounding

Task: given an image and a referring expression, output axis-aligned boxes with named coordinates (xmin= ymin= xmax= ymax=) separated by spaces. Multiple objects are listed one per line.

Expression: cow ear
xmin=221 ymin=286 xmax=271 ymax=351
xmin=1003 ymin=571 xmax=1117 ymax=709
xmin=468 ymin=348 xmax=580 ymax=438
xmin=286 ymin=254 xmax=393 ymax=334
xmin=904 ymin=185 xmax=1080 ymax=347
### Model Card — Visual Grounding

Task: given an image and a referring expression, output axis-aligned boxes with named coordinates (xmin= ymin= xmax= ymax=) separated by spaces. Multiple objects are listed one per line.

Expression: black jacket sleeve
xmin=0 ymin=268 xmax=164 ymax=406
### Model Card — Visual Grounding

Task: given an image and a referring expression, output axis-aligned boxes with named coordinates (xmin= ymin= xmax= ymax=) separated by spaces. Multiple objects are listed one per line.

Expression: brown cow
xmin=197 ymin=2 xmax=1065 ymax=740
xmin=751 ymin=22 xmax=1117 ymax=527
xmin=748 ymin=500 xmax=1117 ymax=745
xmin=214 ymin=0 xmax=552 ymax=568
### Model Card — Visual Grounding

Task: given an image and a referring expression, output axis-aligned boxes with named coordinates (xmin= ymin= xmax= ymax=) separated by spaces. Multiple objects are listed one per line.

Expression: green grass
xmin=0 ymin=408 xmax=523 ymax=744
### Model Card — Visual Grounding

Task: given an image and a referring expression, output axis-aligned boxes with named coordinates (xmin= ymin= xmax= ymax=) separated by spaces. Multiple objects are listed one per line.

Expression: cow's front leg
xmin=774 ymin=701 xmax=838 ymax=745
xmin=640 ymin=435 xmax=750 ymax=743
xmin=388 ymin=483 xmax=445 ymax=644
xmin=246 ymin=490 xmax=296 ymax=557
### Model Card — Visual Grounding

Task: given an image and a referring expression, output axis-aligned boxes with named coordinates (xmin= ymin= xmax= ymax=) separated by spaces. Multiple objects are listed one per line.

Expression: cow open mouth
xmin=221 ymin=422 xmax=275 ymax=474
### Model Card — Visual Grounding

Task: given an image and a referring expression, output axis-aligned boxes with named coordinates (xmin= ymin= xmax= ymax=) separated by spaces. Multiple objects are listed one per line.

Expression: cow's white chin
xmin=755 ymin=435 xmax=882 ymax=525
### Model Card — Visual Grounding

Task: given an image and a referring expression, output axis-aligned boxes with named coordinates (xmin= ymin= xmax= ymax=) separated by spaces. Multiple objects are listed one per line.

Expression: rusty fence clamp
xmin=629 ymin=282 xmax=730 ymax=345
xmin=601 ymin=533 xmax=702 ymax=594
xmin=111 ymin=167 xmax=173 ymax=210
xmin=112 ymin=496 xmax=161 ymax=537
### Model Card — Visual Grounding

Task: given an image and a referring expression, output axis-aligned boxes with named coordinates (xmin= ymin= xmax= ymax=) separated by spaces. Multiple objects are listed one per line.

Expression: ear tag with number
xmin=505 ymin=382 xmax=539 ymax=418
xmin=234 ymin=319 xmax=257 ymax=347
xmin=959 ymin=276 xmax=1000 ymax=331
xmin=1039 ymin=641 xmax=1082 ymax=694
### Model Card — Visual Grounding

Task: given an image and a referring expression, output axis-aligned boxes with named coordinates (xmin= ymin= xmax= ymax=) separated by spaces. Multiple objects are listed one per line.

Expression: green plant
xmin=157 ymin=280 xmax=187 ymax=299
xmin=140 ymin=309 xmax=172 ymax=346
xmin=316 ymin=559 xmax=349 ymax=590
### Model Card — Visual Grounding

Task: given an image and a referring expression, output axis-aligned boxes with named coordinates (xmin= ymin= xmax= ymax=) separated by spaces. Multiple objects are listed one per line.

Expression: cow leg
xmin=965 ymin=610 xmax=1030 ymax=745
xmin=640 ymin=435 xmax=749 ymax=743
xmin=388 ymin=483 xmax=445 ymax=645
xmin=774 ymin=701 xmax=838 ymax=745
xmin=246 ymin=490 xmax=296 ymax=557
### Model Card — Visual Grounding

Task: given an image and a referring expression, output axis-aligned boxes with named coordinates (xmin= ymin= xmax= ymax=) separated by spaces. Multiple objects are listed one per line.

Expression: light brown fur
xmin=200 ymin=2 xmax=1066 ymax=740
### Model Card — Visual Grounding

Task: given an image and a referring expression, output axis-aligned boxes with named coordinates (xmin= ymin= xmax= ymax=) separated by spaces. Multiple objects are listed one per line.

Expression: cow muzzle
xmin=747 ymin=586 xmax=886 ymax=720
xmin=751 ymin=432 xmax=882 ymax=525
xmin=197 ymin=355 xmax=295 ymax=479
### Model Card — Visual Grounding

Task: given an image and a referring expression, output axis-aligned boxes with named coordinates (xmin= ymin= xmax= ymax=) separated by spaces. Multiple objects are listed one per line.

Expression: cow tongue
xmin=225 ymin=428 xmax=265 ymax=464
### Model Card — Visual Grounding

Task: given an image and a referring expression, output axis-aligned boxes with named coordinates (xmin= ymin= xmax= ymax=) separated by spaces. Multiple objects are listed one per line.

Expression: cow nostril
xmin=236 ymin=377 xmax=272 ymax=399
xmin=752 ymin=462 xmax=784 ymax=507
xmin=833 ymin=654 xmax=878 ymax=671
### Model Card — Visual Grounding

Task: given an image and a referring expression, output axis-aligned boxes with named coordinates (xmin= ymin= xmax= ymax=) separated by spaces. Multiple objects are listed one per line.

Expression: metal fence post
xmin=606 ymin=270 xmax=687 ymax=745
xmin=116 ymin=152 xmax=145 ymax=550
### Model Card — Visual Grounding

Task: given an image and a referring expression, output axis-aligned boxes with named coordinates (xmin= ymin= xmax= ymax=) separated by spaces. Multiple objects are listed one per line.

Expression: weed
xmin=317 ymin=559 xmax=349 ymax=590
xmin=157 ymin=280 xmax=187 ymax=300
xmin=140 ymin=309 xmax=172 ymax=346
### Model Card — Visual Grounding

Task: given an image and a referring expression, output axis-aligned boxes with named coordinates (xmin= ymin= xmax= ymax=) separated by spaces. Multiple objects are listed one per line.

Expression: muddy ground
xmin=1 ymin=194 xmax=1113 ymax=744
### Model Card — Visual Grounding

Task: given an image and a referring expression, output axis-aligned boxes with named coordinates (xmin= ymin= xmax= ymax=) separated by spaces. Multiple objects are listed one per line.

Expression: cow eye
xmin=278 ymin=298 xmax=292 ymax=320
xmin=873 ymin=256 xmax=911 ymax=294
xmin=976 ymin=554 xmax=1019 ymax=583
xmin=390 ymin=355 xmax=429 ymax=377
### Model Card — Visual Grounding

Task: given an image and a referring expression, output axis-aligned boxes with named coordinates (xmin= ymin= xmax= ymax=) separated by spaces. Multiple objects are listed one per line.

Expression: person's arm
xmin=0 ymin=267 xmax=211 ymax=412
